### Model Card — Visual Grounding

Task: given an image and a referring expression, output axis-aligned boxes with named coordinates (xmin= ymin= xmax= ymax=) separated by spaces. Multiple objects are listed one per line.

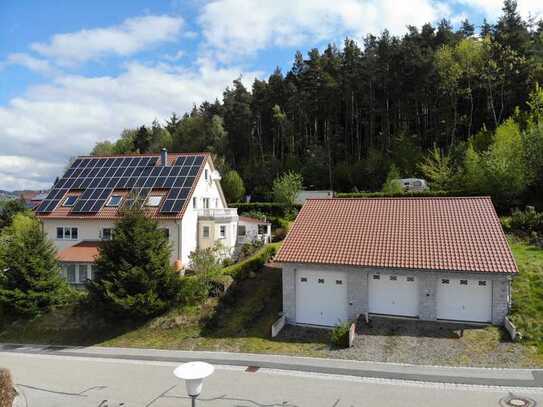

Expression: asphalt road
xmin=2 ymin=352 xmax=543 ymax=407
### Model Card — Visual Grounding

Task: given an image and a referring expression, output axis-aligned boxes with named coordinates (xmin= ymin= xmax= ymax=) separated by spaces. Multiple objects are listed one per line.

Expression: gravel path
xmin=280 ymin=317 xmax=540 ymax=368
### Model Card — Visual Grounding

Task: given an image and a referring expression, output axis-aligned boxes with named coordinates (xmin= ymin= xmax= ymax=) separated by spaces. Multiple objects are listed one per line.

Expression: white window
xmin=203 ymin=198 xmax=210 ymax=209
xmin=390 ymin=275 xmax=398 ymax=281
xmin=146 ymin=196 xmax=162 ymax=207
xmin=63 ymin=196 xmax=77 ymax=207
xmin=66 ymin=264 xmax=76 ymax=283
xmin=373 ymin=275 xmax=380 ymax=280
xmin=238 ymin=225 xmax=246 ymax=236
xmin=57 ymin=227 xmax=78 ymax=240
xmin=215 ymin=198 xmax=219 ymax=208
xmin=407 ymin=276 xmax=415 ymax=282
xmin=478 ymin=280 xmax=487 ymax=286
xmin=219 ymin=225 xmax=226 ymax=239
xmin=205 ymin=169 xmax=209 ymax=180
xmin=257 ymin=224 xmax=267 ymax=235
xmin=336 ymin=280 xmax=343 ymax=285
xmin=106 ymin=195 xmax=123 ymax=207
xmin=91 ymin=265 xmax=98 ymax=280
xmin=300 ymin=277 xmax=307 ymax=282
xmin=460 ymin=280 xmax=468 ymax=285
xmin=101 ymin=228 xmax=112 ymax=241
xmin=193 ymin=197 xmax=197 ymax=209
xmin=78 ymin=264 xmax=89 ymax=282
xmin=441 ymin=279 xmax=450 ymax=284
xmin=203 ymin=226 xmax=210 ymax=238
xmin=318 ymin=278 xmax=325 ymax=284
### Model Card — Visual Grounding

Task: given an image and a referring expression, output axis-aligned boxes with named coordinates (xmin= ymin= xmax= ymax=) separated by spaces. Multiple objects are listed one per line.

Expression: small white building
xmin=295 ymin=190 xmax=335 ymax=205
xmin=397 ymin=178 xmax=428 ymax=192
xmin=35 ymin=150 xmax=262 ymax=286
xmin=237 ymin=216 xmax=272 ymax=245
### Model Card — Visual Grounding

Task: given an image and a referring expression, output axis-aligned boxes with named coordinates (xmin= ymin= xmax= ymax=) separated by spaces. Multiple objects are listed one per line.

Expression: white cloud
xmin=198 ymin=0 xmax=452 ymax=60
xmin=3 ymin=53 xmax=57 ymax=75
xmin=456 ymin=0 xmax=543 ymax=20
xmin=0 ymin=156 xmax=63 ymax=190
xmin=30 ymin=15 xmax=184 ymax=66
xmin=0 ymin=61 xmax=259 ymax=191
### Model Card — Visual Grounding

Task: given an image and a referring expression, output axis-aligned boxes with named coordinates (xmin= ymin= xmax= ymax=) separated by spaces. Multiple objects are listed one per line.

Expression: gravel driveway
xmin=279 ymin=316 xmax=540 ymax=368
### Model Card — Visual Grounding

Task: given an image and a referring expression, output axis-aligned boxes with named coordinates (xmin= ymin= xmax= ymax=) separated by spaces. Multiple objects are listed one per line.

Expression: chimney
xmin=161 ymin=148 xmax=168 ymax=167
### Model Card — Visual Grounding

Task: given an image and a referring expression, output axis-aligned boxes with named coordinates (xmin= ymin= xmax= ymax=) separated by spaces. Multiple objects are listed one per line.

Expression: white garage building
xmin=275 ymin=197 xmax=517 ymax=327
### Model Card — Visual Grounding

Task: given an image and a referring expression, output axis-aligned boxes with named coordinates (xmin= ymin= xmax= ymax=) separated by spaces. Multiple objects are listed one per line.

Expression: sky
xmin=1 ymin=0 xmax=543 ymax=191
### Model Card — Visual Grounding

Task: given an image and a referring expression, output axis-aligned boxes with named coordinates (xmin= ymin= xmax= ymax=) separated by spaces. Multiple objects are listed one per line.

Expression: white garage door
xmin=296 ymin=269 xmax=348 ymax=326
xmin=368 ymin=274 xmax=419 ymax=317
xmin=437 ymin=277 xmax=492 ymax=322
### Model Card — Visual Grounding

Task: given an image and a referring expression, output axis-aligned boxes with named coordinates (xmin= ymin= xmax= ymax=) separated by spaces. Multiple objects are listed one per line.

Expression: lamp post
xmin=173 ymin=361 xmax=215 ymax=407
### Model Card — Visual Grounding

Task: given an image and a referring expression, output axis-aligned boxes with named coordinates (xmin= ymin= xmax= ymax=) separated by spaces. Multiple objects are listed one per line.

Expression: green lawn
xmin=509 ymin=239 xmax=543 ymax=354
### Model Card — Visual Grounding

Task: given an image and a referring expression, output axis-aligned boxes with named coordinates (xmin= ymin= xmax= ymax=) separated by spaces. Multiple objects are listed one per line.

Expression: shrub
xmin=272 ymin=171 xmax=303 ymax=208
xmin=231 ymin=202 xmax=302 ymax=217
xmin=330 ymin=322 xmax=351 ymax=348
xmin=0 ymin=368 xmax=14 ymax=407
xmin=224 ymin=244 xmax=280 ymax=280
xmin=509 ymin=208 xmax=543 ymax=235
xmin=179 ymin=275 xmax=210 ymax=305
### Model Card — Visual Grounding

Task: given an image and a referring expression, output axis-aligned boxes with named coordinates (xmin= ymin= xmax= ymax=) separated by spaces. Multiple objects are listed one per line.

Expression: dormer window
xmin=106 ymin=195 xmax=123 ymax=207
xmin=146 ymin=196 xmax=162 ymax=207
xmin=63 ymin=196 xmax=77 ymax=207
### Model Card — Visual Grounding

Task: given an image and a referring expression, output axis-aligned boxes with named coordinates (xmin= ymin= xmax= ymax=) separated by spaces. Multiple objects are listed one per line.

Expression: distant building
xmin=295 ymin=190 xmax=335 ymax=205
xmin=237 ymin=216 xmax=272 ymax=245
xmin=396 ymin=178 xmax=428 ymax=192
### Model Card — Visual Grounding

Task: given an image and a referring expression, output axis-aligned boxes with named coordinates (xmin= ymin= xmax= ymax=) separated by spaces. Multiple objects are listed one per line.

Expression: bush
xmin=179 ymin=275 xmax=211 ymax=305
xmin=0 ymin=368 xmax=14 ymax=407
xmin=509 ymin=208 xmax=543 ymax=235
xmin=224 ymin=243 xmax=280 ymax=280
xmin=330 ymin=322 xmax=351 ymax=348
xmin=221 ymin=170 xmax=246 ymax=203
xmin=231 ymin=202 xmax=302 ymax=217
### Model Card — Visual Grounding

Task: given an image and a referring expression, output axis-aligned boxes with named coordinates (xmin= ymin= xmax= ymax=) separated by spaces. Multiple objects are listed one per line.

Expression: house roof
xmin=35 ymin=152 xmax=209 ymax=220
xmin=238 ymin=215 xmax=270 ymax=224
xmin=57 ymin=241 xmax=102 ymax=263
xmin=275 ymin=197 xmax=518 ymax=274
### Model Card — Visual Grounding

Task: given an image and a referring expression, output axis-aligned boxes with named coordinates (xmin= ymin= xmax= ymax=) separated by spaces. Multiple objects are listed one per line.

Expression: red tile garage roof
xmin=275 ymin=197 xmax=518 ymax=273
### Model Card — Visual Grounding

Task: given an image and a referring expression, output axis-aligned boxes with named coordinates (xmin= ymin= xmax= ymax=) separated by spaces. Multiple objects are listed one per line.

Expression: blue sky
xmin=1 ymin=0 xmax=542 ymax=191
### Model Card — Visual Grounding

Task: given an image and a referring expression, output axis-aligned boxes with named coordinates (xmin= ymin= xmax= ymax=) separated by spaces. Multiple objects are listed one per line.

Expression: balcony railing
xmin=197 ymin=208 xmax=238 ymax=218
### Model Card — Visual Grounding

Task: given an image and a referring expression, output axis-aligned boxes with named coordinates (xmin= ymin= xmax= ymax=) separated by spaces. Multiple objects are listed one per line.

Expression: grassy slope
xmin=509 ymin=240 xmax=543 ymax=353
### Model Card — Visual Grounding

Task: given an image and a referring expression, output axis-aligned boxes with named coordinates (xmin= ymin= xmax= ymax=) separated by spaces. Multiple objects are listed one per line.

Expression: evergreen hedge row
xmin=223 ymin=243 xmax=281 ymax=280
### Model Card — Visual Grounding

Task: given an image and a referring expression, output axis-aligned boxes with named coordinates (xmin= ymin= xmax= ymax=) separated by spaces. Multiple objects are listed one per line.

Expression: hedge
xmin=0 ymin=369 xmax=14 ymax=407
xmin=336 ymin=190 xmax=470 ymax=198
xmin=223 ymin=243 xmax=281 ymax=280
xmin=231 ymin=202 xmax=301 ymax=217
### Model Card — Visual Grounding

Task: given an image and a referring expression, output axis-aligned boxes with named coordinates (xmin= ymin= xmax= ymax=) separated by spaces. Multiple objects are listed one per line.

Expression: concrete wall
xmin=281 ymin=263 xmax=512 ymax=325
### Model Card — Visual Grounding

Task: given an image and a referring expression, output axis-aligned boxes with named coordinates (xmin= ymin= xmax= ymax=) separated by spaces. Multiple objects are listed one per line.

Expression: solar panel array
xmin=36 ymin=155 xmax=204 ymax=215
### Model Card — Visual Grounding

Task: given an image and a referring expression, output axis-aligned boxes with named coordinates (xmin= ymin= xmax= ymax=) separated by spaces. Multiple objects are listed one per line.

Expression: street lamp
xmin=173 ymin=361 xmax=215 ymax=407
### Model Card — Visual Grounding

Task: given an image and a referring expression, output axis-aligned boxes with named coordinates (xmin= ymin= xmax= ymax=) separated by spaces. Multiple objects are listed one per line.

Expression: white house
xmin=237 ymin=216 xmax=272 ymax=245
xmin=396 ymin=178 xmax=428 ymax=192
xmin=36 ymin=150 xmax=250 ymax=286
xmin=275 ymin=197 xmax=517 ymax=327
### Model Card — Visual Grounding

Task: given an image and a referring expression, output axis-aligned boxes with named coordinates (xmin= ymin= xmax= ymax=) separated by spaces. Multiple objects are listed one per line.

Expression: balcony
xmin=197 ymin=208 xmax=238 ymax=219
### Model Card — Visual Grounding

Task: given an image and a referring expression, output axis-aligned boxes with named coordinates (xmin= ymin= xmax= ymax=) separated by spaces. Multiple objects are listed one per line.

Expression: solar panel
xmin=36 ymin=154 xmax=205 ymax=215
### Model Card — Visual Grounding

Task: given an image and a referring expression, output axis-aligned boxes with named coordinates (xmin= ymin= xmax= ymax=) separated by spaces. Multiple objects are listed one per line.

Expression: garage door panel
xmin=296 ymin=270 xmax=347 ymax=326
xmin=437 ymin=278 xmax=492 ymax=322
xmin=368 ymin=274 xmax=419 ymax=317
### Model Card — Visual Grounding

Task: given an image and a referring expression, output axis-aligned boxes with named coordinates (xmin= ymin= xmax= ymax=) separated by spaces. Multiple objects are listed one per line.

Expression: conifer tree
xmin=0 ymin=213 xmax=69 ymax=317
xmin=87 ymin=206 xmax=180 ymax=319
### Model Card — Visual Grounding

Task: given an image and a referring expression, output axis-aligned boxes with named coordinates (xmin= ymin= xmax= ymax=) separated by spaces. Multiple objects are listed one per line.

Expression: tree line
xmin=91 ymin=1 xmax=543 ymax=208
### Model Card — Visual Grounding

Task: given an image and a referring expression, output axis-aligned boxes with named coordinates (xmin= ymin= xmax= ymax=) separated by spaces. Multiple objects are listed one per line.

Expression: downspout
xmin=177 ymin=219 xmax=182 ymax=264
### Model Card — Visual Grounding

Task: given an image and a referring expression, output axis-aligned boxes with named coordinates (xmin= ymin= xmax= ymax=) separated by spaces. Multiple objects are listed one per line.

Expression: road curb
xmin=1 ymin=343 xmax=542 ymax=388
